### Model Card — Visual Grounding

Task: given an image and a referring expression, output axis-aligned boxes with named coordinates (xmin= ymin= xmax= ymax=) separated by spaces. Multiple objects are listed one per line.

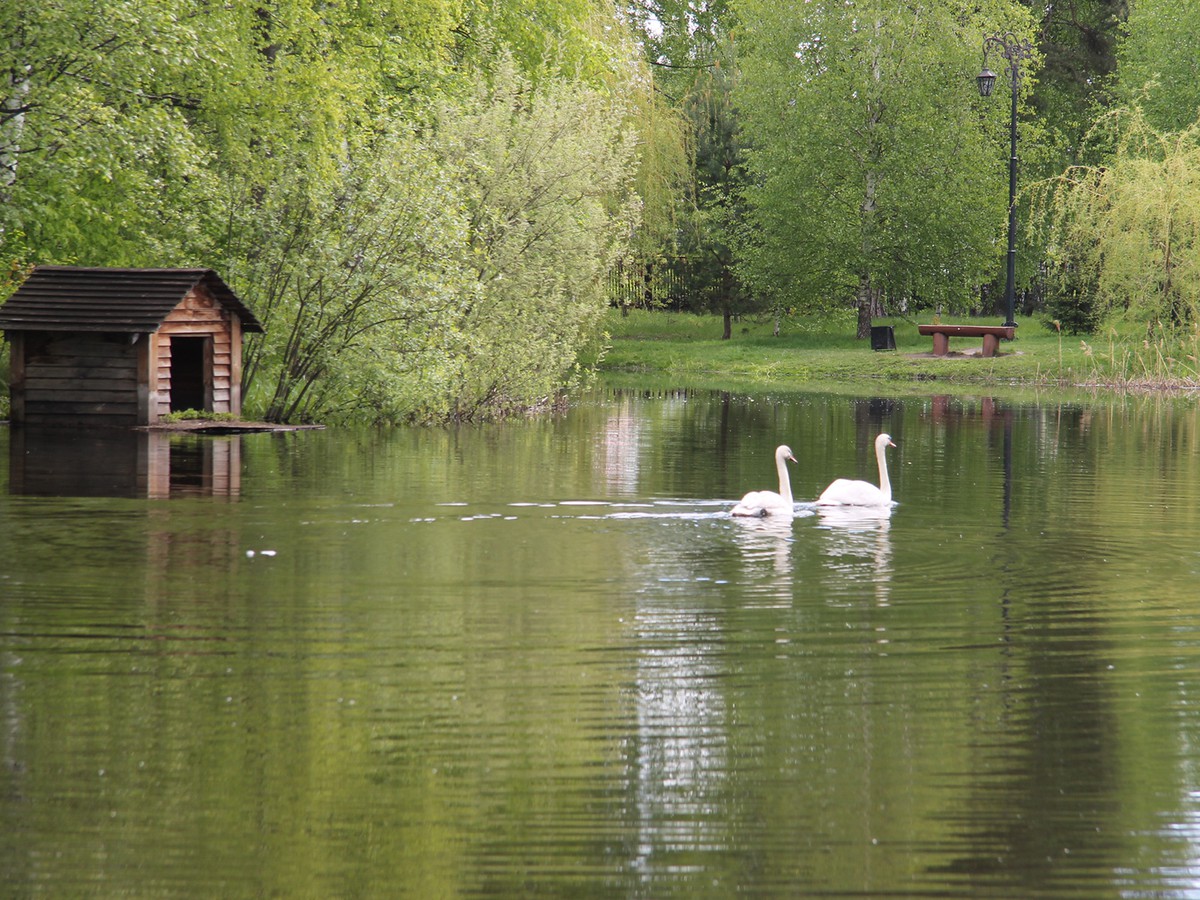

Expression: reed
xmin=1079 ymin=324 xmax=1200 ymax=389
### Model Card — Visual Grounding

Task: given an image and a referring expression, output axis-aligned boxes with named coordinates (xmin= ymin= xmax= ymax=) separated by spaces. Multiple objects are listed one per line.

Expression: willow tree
xmin=233 ymin=127 xmax=475 ymax=425
xmin=460 ymin=0 xmax=625 ymax=81
xmin=433 ymin=55 xmax=642 ymax=420
xmin=620 ymin=66 xmax=691 ymax=296
xmin=233 ymin=56 xmax=645 ymax=424
xmin=733 ymin=0 xmax=1035 ymax=338
xmin=1042 ymin=108 xmax=1200 ymax=330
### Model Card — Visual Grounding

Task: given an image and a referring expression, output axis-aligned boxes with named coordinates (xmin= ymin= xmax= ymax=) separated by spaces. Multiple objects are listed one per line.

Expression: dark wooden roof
xmin=0 ymin=266 xmax=264 ymax=333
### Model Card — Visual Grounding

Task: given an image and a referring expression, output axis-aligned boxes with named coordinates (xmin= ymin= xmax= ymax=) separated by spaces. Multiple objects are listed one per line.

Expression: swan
xmin=731 ymin=444 xmax=797 ymax=517
xmin=817 ymin=433 xmax=897 ymax=507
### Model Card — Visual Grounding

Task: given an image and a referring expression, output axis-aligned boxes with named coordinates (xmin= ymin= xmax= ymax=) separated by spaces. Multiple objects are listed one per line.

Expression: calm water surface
xmin=3 ymin=385 xmax=1200 ymax=898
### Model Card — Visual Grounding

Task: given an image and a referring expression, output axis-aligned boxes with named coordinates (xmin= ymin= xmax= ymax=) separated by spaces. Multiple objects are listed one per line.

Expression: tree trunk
xmin=720 ymin=262 xmax=735 ymax=339
xmin=855 ymin=274 xmax=880 ymax=339
xmin=1 ymin=70 xmax=31 ymax=197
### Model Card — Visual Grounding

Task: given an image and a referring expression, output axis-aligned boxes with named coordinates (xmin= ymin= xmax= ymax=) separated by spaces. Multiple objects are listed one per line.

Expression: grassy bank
xmin=596 ymin=309 xmax=1200 ymax=393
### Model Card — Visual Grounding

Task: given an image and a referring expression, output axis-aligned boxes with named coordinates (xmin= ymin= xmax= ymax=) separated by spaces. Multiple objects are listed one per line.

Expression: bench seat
xmin=917 ymin=324 xmax=1015 ymax=358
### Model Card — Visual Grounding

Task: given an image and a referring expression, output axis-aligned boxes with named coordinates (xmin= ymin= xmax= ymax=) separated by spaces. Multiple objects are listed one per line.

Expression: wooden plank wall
xmin=16 ymin=332 xmax=141 ymax=426
xmin=154 ymin=286 xmax=235 ymax=420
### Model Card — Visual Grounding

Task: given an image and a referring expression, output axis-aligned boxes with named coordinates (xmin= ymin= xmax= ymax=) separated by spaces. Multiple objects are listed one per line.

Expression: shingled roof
xmin=0 ymin=266 xmax=264 ymax=333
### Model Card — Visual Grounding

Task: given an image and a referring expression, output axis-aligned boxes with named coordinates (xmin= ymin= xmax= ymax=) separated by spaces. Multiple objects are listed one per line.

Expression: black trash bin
xmin=870 ymin=325 xmax=896 ymax=351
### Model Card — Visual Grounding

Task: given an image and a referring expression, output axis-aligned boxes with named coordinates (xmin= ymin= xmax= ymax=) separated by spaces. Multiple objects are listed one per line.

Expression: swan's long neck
xmin=876 ymin=441 xmax=891 ymax=503
xmin=776 ymin=452 xmax=794 ymax=506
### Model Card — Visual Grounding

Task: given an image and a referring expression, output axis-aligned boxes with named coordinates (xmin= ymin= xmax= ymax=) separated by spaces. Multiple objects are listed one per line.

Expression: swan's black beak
xmin=888 ymin=439 xmax=897 ymax=448
xmin=787 ymin=454 xmax=797 ymax=463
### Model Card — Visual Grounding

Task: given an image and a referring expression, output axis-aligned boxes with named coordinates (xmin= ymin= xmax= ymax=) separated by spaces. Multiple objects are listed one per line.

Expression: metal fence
xmin=607 ymin=258 xmax=691 ymax=310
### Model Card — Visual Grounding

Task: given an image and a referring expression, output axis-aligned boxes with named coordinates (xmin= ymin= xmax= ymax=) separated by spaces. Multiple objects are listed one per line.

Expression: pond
xmin=2 ymin=383 xmax=1200 ymax=898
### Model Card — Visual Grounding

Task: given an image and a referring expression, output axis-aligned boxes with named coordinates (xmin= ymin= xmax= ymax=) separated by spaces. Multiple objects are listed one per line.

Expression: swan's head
xmin=877 ymin=433 xmax=897 ymax=450
xmin=777 ymin=444 xmax=797 ymax=463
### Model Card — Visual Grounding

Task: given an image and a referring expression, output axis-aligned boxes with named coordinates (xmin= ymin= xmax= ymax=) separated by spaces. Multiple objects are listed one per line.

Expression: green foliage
xmin=1114 ymin=0 xmax=1200 ymax=134
xmin=1078 ymin=324 xmax=1200 ymax=388
xmin=1027 ymin=0 xmax=1126 ymax=163
xmin=0 ymin=2 xmax=215 ymax=263
xmin=632 ymin=0 xmax=730 ymax=71
xmin=22 ymin=0 xmax=1194 ymax=420
xmin=229 ymin=56 xmax=639 ymax=424
xmin=623 ymin=66 xmax=691 ymax=262
xmin=670 ymin=46 xmax=758 ymax=331
xmin=160 ymin=409 xmax=239 ymax=423
xmin=433 ymin=54 xmax=641 ymax=419
xmin=0 ymin=229 xmax=34 ymax=297
xmin=1 ymin=0 xmax=436 ymax=265
xmin=733 ymin=0 xmax=1035 ymax=335
xmin=1 ymin=0 xmax=655 ymax=424
xmin=625 ymin=0 xmax=762 ymax=330
xmin=1016 ymin=0 xmax=1126 ymax=313
xmin=1042 ymin=238 xmax=1105 ymax=335
xmin=232 ymin=127 xmax=475 ymax=425
xmin=634 ymin=2 xmax=759 ymax=329
xmin=459 ymin=0 xmax=624 ymax=83
xmin=1041 ymin=107 xmax=1200 ymax=331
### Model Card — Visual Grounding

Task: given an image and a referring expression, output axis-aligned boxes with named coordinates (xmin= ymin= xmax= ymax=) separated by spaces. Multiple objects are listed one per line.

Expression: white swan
xmin=817 ymin=433 xmax=897 ymax=507
xmin=731 ymin=444 xmax=797 ymax=517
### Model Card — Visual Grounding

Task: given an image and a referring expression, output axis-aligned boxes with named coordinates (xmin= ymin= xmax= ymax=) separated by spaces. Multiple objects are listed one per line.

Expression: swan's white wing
xmin=732 ymin=490 xmax=791 ymax=517
xmin=817 ymin=479 xmax=887 ymax=507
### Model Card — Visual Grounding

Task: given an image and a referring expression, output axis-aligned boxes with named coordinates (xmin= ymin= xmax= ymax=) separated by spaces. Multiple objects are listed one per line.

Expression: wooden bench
xmin=917 ymin=324 xmax=1015 ymax=358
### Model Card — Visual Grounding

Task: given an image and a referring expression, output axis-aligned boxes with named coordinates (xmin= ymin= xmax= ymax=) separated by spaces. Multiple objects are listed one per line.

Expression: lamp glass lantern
xmin=976 ymin=68 xmax=997 ymax=98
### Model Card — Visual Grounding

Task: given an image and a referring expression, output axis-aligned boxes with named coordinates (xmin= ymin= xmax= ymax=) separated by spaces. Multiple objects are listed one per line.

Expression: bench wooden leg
xmin=932 ymin=333 xmax=949 ymax=356
xmin=981 ymin=334 xmax=999 ymax=357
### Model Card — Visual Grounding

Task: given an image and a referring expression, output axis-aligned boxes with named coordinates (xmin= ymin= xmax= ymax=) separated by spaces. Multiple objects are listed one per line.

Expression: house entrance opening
xmin=170 ymin=337 xmax=209 ymax=412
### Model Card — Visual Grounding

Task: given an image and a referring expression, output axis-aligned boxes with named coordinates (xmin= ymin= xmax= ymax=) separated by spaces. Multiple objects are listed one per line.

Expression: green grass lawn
xmin=595 ymin=308 xmax=1200 ymax=395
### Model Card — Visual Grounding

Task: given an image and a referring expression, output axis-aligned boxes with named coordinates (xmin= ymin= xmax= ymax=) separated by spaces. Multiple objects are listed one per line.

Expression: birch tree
xmin=1114 ymin=0 xmax=1200 ymax=134
xmin=734 ymin=0 xmax=1035 ymax=337
xmin=0 ymin=1 xmax=211 ymax=261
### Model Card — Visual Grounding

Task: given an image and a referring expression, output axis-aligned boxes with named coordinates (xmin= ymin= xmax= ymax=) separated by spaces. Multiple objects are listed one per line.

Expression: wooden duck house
xmin=0 ymin=266 xmax=264 ymax=426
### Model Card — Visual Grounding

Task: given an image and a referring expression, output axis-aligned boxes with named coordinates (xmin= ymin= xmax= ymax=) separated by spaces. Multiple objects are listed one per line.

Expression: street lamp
xmin=977 ymin=32 xmax=1032 ymax=329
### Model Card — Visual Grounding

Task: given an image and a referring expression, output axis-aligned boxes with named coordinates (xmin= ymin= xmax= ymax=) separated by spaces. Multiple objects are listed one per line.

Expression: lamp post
xmin=977 ymin=32 xmax=1032 ymax=329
